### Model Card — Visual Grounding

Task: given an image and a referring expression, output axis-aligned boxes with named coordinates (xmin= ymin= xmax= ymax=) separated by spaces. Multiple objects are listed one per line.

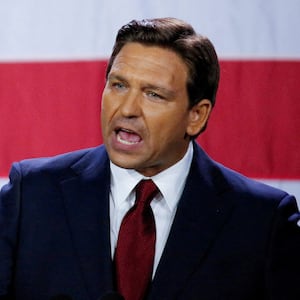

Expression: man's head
xmin=101 ymin=18 xmax=220 ymax=176
xmin=106 ymin=17 xmax=220 ymax=117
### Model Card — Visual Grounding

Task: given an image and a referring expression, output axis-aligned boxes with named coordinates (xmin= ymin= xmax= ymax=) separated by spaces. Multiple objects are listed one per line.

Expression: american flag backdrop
xmin=0 ymin=0 xmax=299 ymax=207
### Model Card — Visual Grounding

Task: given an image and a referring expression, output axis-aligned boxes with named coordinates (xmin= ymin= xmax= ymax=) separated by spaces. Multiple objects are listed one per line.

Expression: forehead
xmin=109 ymin=42 xmax=188 ymax=88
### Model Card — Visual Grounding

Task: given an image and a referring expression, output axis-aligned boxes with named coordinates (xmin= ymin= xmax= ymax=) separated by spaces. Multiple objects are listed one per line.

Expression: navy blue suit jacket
xmin=0 ymin=143 xmax=300 ymax=300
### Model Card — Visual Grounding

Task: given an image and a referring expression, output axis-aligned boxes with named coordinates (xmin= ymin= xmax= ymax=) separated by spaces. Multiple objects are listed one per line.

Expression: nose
xmin=119 ymin=90 xmax=141 ymax=118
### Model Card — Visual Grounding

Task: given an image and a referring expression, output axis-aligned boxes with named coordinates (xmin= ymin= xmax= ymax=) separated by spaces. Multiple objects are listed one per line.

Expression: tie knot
xmin=135 ymin=179 xmax=159 ymax=205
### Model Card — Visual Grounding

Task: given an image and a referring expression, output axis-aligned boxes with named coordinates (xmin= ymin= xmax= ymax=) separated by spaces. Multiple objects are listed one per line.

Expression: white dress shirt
xmin=109 ymin=142 xmax=193 ymax=275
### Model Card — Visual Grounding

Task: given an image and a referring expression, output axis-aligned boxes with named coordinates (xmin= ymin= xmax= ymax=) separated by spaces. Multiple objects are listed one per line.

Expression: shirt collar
xmin=110 ymin=142 xmax=194 ymax=211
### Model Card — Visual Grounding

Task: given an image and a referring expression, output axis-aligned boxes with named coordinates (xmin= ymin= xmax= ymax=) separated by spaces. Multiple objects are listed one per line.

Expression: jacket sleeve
xmin=266 ymin=194 xmax=300 ymax=299
xmin=0 ymin=163 xmax=22 ymax=298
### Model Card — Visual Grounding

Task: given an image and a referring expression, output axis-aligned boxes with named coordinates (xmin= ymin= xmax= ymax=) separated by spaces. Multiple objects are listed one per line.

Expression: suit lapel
xmin=149 ymin=144 xmax=235 ymax=299
xmin=59 ymin=146 xmax=114 ymax=299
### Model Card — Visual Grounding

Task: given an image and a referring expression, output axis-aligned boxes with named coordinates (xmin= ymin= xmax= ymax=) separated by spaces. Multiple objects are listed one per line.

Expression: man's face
xmin=101 ymin=42 xmax=209 ymax=176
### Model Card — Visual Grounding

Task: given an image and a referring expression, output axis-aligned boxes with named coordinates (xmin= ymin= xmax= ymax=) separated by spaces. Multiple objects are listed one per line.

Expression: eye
xmin=111 ymin=81 xmax=126 ymax=90
xmin=146 ymin=91 xmax=164 ymax=100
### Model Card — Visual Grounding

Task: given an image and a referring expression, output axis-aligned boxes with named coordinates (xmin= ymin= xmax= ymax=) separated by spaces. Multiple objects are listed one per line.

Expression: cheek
xmin=101 ymin=93 xmax=118 ymax=121
xmin=101 ymin=90 xmax=111 ymax=111
xmin=100 ymin=99 xmax=113 ymax=133
xmin=147 ymin=113 xmax=187 ymax=140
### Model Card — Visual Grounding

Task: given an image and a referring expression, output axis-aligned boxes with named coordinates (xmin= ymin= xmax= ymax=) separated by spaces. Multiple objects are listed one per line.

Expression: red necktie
xmin=115 ymin=179 xmax=159 ymax=300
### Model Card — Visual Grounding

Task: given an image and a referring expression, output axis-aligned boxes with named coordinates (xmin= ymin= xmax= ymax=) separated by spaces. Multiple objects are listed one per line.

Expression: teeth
xmin=122 ymin=128 xmax=132 ymax=133
xmin=117 ymin=133 xmax=139 ymax=145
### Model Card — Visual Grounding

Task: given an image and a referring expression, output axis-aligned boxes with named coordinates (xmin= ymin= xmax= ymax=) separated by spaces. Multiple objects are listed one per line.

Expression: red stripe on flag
xmin=199 ymin=60 xmax=300 ymax=179
xmin=0 ymin=61 xmax=106 ymax=176
xmin=0 ymin=60 xmax=299 ymax=178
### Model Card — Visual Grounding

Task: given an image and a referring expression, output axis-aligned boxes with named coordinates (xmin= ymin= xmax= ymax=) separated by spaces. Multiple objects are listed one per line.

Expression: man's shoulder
xmin=193 ymin=143 xmax=288 ymax=202
xmin=217 ymin=161 xmax=287 ymax=200
xmin=10 ymin=145 xmax=107 ymax=179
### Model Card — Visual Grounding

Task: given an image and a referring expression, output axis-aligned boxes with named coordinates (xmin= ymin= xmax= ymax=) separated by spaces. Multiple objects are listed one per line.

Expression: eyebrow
xmin=107 ymin=73 xmax=127 ymax=83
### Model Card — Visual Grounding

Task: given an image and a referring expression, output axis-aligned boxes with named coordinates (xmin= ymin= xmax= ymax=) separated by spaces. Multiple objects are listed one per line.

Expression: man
xmin=0 ymin=17 xmax=299 ymax=300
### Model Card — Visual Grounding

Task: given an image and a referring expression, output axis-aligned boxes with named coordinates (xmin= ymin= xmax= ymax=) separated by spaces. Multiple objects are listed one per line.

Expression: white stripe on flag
xmin=0 ymin=0 xmax=300 ymax=61
xmin=0 ymin=178 xmax=8 ymax=189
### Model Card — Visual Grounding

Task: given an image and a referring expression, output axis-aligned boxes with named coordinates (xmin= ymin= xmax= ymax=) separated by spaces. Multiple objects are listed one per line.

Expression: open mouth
xmin=116 ymin=128 xmax=142 ymax=145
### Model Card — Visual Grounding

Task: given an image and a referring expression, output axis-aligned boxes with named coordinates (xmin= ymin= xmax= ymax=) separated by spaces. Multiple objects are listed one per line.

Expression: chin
xmin=110 ymin=155 xmax=139 ymax=170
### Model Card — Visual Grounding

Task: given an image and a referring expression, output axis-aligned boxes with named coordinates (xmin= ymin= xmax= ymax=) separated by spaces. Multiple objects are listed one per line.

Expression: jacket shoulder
xmin=193 ymin=142 xmax=289 ymax=201
xmin=217 ymin=162 xmax=288 ymax=201
xmin=9 ymin=145 xmax=107 ymax=181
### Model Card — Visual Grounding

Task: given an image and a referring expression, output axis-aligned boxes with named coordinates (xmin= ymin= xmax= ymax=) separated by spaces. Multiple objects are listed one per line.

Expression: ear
xmin=186 ymin=99 xmax=212 ymax=136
